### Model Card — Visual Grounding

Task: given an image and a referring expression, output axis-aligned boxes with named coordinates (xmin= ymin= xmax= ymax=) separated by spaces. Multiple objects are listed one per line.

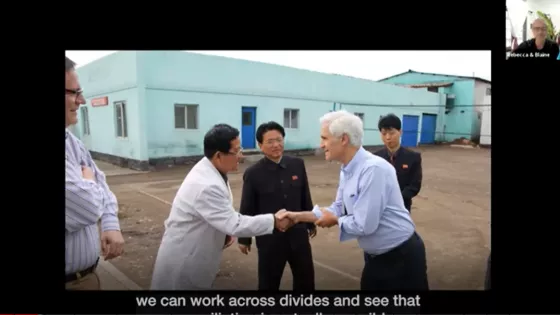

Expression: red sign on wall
xmin=91 ymin=96 xmax=109 ymax=107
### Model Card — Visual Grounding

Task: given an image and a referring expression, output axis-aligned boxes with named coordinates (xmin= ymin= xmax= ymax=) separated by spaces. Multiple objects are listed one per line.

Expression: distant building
xmin=480 ymin=105 xmax=491 ymax=147
xmin=378 ymin=70 xmax=491 ymax=143
xmin=74 ymin=52 xmax=448 ymax=170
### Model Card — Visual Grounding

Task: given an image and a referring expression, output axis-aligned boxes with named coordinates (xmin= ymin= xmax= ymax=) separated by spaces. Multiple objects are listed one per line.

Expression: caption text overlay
xmin=137 ymin=293 xmax=420 ymax=309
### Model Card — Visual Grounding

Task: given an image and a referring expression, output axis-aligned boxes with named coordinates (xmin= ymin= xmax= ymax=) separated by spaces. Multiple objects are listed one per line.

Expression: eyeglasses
xmin=66 ymin=88 xmax=84 ymax=98
xmin=264 ymin=138 xmax=284 ymax=145
xmin=227 ymin=147 xmax=243 ymax=156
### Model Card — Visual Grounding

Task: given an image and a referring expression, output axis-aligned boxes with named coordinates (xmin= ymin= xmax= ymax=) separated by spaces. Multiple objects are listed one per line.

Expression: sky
xmin=65 ymin=50 xmax=491 ymax=82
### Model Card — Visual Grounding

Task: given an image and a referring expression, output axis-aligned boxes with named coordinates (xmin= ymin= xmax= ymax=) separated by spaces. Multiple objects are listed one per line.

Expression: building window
xmin=284 ymin=109 xmax=299 ymax=129
xmin=446 ymin=94 xmax=456 ymax=111
xmin=174 ymin=104 xmax=198 ymax=129
xmin=486 ymin=87 xmax=491 ymax=96
xmin=115 ymin=101 xmax=128 ymax=138
xmin=427 ymin=87 xmax=439 ymax=93
xmin=354 ymin=112 xmax=364 ymax=121
xmin=80 ymin=107 xmax=90 ymax=135
xmin=242 ymin=111 xmax=252 ymax=126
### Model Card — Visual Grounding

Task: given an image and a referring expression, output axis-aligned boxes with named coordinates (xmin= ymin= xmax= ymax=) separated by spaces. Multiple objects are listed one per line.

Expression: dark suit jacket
xmin=374 ymin=147 xmax=422 ymax=211
xmin=238 ymin=155 xmax=314 ymax=249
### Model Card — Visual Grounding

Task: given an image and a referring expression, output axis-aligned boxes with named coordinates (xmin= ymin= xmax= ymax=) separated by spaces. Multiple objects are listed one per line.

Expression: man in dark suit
xmin=374 ymin=114 xmax=423 ymax=212
xmin=238 ymin=121 xmax=316 ymax=291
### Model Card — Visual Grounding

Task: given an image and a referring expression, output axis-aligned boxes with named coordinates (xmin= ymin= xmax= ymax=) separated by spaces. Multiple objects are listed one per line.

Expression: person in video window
xmin=511 ymin=18 xmax=559 ymax=60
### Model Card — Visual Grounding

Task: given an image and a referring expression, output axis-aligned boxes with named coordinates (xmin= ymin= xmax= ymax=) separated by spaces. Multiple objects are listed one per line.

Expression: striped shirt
xmin=65 ymin=129 xmax=120 ymax=275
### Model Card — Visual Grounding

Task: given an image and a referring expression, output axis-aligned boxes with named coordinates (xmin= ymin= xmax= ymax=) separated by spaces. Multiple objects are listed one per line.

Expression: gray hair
xmin=319 ymin=110 xmax=364 ymax=147
xmin=65 ymin=56 xmax=76 ymax=72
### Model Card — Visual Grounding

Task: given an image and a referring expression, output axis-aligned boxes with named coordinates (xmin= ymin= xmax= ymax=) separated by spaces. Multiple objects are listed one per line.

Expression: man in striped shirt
xmin=65 ymin=56 xmax=124 ymax=290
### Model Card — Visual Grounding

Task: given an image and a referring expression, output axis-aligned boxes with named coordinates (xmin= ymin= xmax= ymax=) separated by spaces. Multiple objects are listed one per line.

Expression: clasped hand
xmin=276 ymin=208 xmax=338 ymax=229
xmin=274 ymin=209 xmax=295 ymax=232
xmin=314 ymin=208 xmax=338 ymax=228
xmin=274 ymin=208 xmax=337 ymax=232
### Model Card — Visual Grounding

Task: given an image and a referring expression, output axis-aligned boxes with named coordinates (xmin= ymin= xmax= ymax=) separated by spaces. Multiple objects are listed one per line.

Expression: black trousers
xmin=257 ymin=237 xmax=315 ymax=291
xmin=362 ymin=232 xmax=428 ymax=313
xmin=362 ymin=232 xmax=429 ymax=290
xmin=404 ymin=199 xmax=412 ymax=213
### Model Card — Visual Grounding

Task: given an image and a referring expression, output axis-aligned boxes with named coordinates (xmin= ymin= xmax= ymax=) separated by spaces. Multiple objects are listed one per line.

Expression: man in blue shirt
xmin=284 ymin=110 xmax=429 ymax=292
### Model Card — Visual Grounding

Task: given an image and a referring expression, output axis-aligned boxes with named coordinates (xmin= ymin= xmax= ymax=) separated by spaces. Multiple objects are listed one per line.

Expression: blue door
xmin=401 ymin=115 xmax=419 ymax=147
xmin=420 ymin=114 xmax=437 ymax=144
xmin=241 ymin=107 xmax=256 ymax=149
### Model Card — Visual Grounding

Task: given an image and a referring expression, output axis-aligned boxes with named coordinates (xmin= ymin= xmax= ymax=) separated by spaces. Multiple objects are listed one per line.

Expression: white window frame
xmin=115 ymin=101 xmax=128 ymax=138
xmin=283 ymin=108 xmax=299 ymax=129
xmin=174 ymin=104 xmax=199 ymax=130
xmin=80 ymin=106 xmax=90 ymax=135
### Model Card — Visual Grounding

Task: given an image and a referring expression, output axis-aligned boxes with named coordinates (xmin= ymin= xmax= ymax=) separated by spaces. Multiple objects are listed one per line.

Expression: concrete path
xmin=98 ymin=259 xmax=143 ymax=290
xmin=94 ymin=160 xmax=146 ymax=290
xmin=94 ymin=159 xmax=148 ymax=177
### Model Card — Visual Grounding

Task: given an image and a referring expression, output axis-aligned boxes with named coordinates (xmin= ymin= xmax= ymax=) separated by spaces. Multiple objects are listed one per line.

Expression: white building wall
xmin=480 ymin=106 xmax=491 ymax=146
xmin=474 ymin=81 xmax=491 ymax=113
xmin=476 ymin=80 xmax=492 ymax=146
xmin=507 ymin=0 xmax=529 ymax=42
xmin=473 ymin=81 xmax=491 ymax=141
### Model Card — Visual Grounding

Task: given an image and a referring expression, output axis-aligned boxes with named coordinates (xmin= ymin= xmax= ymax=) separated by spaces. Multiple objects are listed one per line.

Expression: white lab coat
xmin=150 ymin=157 xmax=275 ymax=290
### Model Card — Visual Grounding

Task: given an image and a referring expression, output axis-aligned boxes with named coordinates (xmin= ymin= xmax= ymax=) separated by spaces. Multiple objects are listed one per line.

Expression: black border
xmin=6 ymin=0 xmax=560 ymax=313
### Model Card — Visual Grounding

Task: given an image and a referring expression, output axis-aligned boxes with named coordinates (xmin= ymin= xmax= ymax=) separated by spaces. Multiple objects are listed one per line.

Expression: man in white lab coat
xmin=151 ymin=124 xmax=293 ymax=290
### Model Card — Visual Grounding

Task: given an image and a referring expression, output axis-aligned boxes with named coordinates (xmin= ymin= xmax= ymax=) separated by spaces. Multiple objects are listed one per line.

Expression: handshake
xmin=274 ymin=207 xmax=339 ymax=232
xmin=273 ymin=209 xmax=300 ymax=232
xmin=239 ymin=208 xmax=337 ymax=255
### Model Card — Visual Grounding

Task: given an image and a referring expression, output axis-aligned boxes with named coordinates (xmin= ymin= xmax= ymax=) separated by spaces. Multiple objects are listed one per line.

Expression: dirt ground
xmin=106 ymin=146 xmax=491 ymax=290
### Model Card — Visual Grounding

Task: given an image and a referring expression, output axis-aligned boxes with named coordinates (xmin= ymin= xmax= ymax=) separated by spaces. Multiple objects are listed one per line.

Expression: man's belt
xmin=66 ymin=258 xmax=99 ymax=282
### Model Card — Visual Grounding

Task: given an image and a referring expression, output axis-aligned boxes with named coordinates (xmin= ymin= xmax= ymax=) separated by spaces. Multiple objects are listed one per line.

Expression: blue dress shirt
xmin=312 ymin=147 xmax=415 ymax=255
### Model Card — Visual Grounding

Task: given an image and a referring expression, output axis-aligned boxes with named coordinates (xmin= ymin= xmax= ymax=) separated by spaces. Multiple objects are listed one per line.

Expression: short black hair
xmin=378 ymin=114 xmax=402 ymax=131
xmin=256 ymin=121 xmax=285 ymax=144
xmin=203 ymin=124 xmax=240 ymax=159
xmin=65 ymin=56 xmax=76 ymax=72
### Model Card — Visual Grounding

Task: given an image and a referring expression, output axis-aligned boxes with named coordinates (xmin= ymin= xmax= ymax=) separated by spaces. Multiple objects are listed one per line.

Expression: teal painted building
xmin=73 ymin=51 xmax=449 ymax=170
xmin=378 ymin=70 xmax=491 ymax=143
